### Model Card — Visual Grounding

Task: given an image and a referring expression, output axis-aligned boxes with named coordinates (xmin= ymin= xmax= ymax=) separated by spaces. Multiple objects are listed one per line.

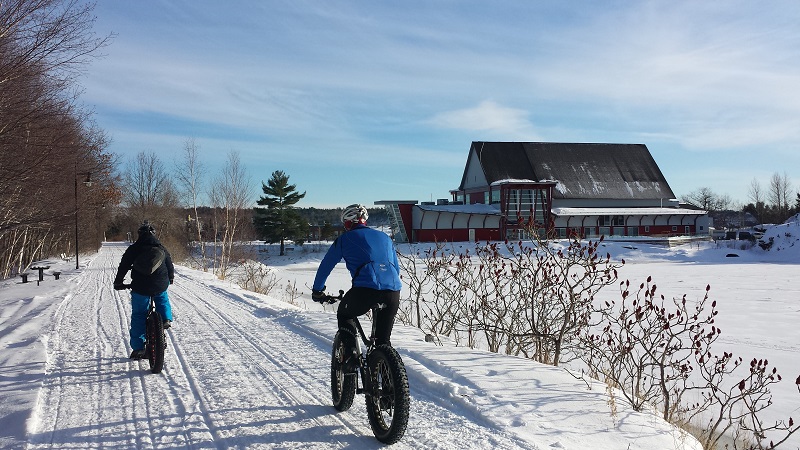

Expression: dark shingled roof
xmin=461 ymin=142 xmax=676 ymax=200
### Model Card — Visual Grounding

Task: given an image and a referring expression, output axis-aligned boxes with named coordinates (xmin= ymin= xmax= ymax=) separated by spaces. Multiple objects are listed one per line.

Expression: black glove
xmin=113 ymin=283 xmax=125 ymax=291
xmin=169 ymin=278 xmax=174 ymax=285
xmin=312 ymin=289 xmax=326 ymax=302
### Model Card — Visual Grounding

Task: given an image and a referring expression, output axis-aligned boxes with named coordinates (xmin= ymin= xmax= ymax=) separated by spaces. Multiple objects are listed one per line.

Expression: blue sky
xmin=81 ymin=1 xmax=800 ymax=208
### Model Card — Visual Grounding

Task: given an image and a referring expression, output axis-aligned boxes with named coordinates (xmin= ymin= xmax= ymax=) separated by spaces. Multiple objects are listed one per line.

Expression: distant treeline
xmin=294 ymin=207 xmax=389 ymax=226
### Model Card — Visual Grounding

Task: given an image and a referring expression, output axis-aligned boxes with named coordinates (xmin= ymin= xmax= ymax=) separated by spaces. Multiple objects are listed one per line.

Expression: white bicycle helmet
xmin=341 ymin=204 xmax=368 ymax=228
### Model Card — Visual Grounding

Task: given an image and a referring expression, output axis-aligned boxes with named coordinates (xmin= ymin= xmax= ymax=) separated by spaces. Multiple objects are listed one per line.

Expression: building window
xmin=504 ymin=188 xmax=548 ymax=223
xmin=533 ymin=189 xmax=546 ymax=223
xmin=644 ymin=226 xmax=650 ymax=233
xmin=601 ymin=215 xmax=625 ymax=226
xmin=491 ymin=190 xmax=500 ymax=204
xmin=672 ymin=226 xmax=678 ymax=232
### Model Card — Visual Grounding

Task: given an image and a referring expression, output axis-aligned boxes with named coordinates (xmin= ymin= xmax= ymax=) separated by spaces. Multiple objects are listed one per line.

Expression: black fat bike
xmin=315 ymin=290 xmax=410 ymax=444
xmin=123 ymin=284 xmax=166 ymax=374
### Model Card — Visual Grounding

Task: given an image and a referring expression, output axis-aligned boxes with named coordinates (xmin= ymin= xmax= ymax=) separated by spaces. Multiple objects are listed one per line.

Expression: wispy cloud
xmin=428 ymin=101 xmax=541 ymax=141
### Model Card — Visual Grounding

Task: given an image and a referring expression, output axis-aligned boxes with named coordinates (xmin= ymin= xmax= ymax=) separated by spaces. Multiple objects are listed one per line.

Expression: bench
xmin=60 ymin=253 xmax=70 ymax=261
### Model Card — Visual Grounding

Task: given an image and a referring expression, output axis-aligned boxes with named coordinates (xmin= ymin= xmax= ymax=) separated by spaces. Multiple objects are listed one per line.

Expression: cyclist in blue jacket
xmin=312 ymin=204 xmax=401 ymax=369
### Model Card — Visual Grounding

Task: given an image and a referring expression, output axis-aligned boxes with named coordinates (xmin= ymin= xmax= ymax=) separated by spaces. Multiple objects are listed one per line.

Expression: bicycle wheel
xmin=365 ymin=344 xmax=410 ymax=444
xmin=145 ymin=309 xmax=165 ymax=374
xmin=330 ymin=332 xmax=357 ymax=411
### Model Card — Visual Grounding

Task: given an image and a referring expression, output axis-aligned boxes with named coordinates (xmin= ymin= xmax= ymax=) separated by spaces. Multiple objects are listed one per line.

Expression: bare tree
xmin=122 ymin=152 xmax=171 ymax=220
xmin=0 ymin=1 xmax=116 ymax=277
xmin=0 ymin=0 xmax=112 ymax=87
xmin=396 ymin=245 xmax=440 ymax=329
xmin=682 ymin=187 xmax=731 ymax=212
xmin=397 ymin=227 xmax=622 ymax=366
xmin=583 ymin=279 xmax=800 ymax=449
xmin=768 ymin=172 xmax=793 ymax=222
xmin=175 ymin=138 xmax=207 ymax=270
xmin=117 ymin=151 xmax=187 ymax=258
xmin=208 ymin=151 xmax=252 ymax=279
xmin=748 ymin=178 xmax=765 ymax=224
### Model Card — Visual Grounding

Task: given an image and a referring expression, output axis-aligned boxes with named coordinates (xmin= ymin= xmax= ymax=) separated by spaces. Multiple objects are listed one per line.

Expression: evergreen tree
xmin=254 ymin=170 xmax=308 ymax=255
xmin=320 ymin=221 xmax=337 ymax=240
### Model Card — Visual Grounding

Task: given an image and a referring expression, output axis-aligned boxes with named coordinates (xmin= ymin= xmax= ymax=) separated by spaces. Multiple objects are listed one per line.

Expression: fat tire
xmin=145 ymin=309 xmax=165 ymax=374
xmin=330 ymin=332 xmax=356 ymax=411
xmin=365 ymin=345 xmax=409 ymax=444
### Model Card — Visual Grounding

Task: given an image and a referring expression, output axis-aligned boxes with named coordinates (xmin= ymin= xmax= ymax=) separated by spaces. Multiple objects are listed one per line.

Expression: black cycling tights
xmin=337 ymin=287 xmax=400 ymax=347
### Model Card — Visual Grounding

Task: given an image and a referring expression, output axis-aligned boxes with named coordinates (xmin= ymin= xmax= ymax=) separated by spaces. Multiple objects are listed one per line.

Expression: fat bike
xmin=315 ymin=290 xmax=410 ymax=444
xmin=123 ymin=285 xmax=166 ymax=374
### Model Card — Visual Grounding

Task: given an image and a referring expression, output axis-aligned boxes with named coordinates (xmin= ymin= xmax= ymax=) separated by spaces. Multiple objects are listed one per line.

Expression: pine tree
xmin=320 ymin=221 xmax=337 ymax=240
xmin=254 ymin=170 xmax=308 ymax=255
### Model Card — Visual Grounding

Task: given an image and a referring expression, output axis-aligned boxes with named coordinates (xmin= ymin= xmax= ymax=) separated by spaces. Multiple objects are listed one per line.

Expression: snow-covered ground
xmin=1 ymin=219 xmax=799 ymax=449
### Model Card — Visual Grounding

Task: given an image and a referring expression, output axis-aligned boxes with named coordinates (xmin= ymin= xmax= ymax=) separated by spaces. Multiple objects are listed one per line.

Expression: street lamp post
xmin=74 ymin=172 xmax=92 ymax=269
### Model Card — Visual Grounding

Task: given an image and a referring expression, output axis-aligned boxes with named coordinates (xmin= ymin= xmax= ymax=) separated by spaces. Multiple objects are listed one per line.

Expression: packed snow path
xmin=25 ymin=243 xmax=534 ymax=449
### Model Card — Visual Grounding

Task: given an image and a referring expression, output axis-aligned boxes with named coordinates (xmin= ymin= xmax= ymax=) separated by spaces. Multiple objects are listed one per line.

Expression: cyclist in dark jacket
xmin=114 ymin=221 xmax=175 ymax=359
xmin=312 ymin=204 xmax=401 ymax=370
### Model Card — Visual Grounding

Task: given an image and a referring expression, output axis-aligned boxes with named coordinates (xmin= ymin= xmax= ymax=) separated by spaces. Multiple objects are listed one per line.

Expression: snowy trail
xmin=25 ymin=243 xmax=530 ymax=449
xmin=11 ymin=234 xmax=800 ymax=449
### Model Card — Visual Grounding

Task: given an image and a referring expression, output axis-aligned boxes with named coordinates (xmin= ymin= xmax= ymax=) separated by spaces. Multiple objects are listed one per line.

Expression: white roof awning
xmin=417 ymin=204 xmax=502 ymax=215
xmin=551 ymin=207 xmax=707 ymax=216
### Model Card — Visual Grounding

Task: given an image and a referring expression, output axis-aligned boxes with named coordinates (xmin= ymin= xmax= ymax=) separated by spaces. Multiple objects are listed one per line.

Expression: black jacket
xmin=114 ymin=233 xmax=174 ymax=296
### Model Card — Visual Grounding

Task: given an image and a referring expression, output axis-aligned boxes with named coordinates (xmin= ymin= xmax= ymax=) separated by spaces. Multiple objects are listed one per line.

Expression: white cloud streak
xmin=428 ymin=100 xmax=541 ymax=141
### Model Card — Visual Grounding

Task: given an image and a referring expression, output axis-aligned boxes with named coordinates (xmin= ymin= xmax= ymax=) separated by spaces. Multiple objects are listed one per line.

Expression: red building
xmin=379 ymin=142 xmax=710 ymax=243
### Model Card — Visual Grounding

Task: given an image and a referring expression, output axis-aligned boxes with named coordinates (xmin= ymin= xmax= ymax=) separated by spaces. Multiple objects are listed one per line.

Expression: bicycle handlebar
xmin=314 ymin=289 xmax=345 ymax=304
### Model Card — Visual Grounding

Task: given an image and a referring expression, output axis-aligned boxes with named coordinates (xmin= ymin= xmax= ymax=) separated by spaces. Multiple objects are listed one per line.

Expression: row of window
xmin=600 ymin=215 xmax=625 ymax=226
xmin=505 ymin=225 xmax=696 ymax=240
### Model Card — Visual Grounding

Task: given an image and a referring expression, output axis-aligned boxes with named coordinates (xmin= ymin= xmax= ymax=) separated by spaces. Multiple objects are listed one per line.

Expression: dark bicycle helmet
xmin=138 ymin=221 xmax=155 ymax=236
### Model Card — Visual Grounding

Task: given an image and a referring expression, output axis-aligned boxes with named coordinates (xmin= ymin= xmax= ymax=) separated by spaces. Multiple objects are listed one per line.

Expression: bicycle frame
xmin=318 ymin=291 xmax=383 ymax=390
xmin=350 ymin=305 xmax=385 ymax=396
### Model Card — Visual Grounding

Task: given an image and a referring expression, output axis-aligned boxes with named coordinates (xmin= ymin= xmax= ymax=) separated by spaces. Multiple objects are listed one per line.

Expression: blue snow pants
xmin=130 ymin=290 xmax=173 ymax=351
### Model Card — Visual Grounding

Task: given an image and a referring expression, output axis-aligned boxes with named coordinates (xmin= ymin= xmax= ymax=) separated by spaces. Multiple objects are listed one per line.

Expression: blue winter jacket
xmin=313 ymin=224 xmax=402 ymax=292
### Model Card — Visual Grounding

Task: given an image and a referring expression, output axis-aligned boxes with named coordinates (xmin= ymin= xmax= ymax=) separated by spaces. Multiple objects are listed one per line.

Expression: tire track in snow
xmin=164 ymin=327 xmax=229 ymax=450
xmin=167 ymin=276 xmax=358 ymax=447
